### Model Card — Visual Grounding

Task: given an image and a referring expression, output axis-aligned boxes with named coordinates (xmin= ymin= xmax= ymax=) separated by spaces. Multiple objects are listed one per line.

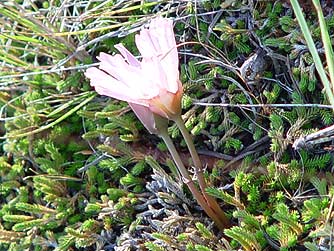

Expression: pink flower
xmin=128 ymin=103 xmax=160 ymax=135
xmin=85 ymin=17 xmax=182 ymax=123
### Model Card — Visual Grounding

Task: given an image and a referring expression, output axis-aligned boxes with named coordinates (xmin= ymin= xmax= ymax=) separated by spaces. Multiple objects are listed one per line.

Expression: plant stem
xmin=312 ymin=0 xmax=334 ymax=93
xmin=174 ymin=115 xmax=230 ymax=227
xmin=290 ymin=0 xmax=334 ymax=107
xmin=159 ymin=129 xmax=226 ymax=230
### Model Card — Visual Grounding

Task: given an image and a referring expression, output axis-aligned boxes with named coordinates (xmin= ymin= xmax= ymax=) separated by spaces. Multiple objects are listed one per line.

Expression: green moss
xmin=1 ymin=1 xmax=333 ymax=250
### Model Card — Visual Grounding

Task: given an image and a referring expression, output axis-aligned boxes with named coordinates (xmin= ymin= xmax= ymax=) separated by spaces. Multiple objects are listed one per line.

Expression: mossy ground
xmin=1 ymin=1 xmax=334 ymax=250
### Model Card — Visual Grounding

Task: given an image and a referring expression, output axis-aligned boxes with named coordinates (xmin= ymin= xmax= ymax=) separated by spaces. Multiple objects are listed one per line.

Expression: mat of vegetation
xmin=1 ymin=1 xmax=334 ymax=251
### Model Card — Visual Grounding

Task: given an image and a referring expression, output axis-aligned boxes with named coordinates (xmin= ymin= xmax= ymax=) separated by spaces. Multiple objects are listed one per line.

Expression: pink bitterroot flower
xmin=85 ymin=17 xmax=183 ymax=133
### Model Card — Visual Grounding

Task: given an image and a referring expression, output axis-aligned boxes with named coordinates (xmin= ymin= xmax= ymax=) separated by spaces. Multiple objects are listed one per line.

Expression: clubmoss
xmin=1 ymin=0 xmax=334 ymax=250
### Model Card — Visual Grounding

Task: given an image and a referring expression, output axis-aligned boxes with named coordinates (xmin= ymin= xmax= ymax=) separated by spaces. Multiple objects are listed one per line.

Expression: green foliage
xmin=271 ymin=203 xmax=303 ymax=244
xmin=35 ymin=142 xmax=65 ymax=174
xmin=268 ymin=113 xmax=286 ymax=155
xmin=195 ymin=222 xmax=213 ymax=239
xmin=224 ymin=226 xmax=261 ymax=251
xmin=84 ymin=203 xmax=102 ymax=214
xmin=205 ymin=106 xmax=221 ymax=123
xmin=2 ymin=214 xmax=34 ymax=223
xmin=187 ymin=60 xmax=198 ymax=80
xmin=269 ymin=113 xmax=284 ymax=131
xmin=12 ymin=219 xmax=47 ymax=232
xmin=214 ymin=19 xmax=250 ymax=54
xmin=233 ymin=210 xmax=260 ymax=229
xmin=0 ymin=230 xmax=25 ymax=244
xmin=310 ymin=177 xmax=327 ymax=196
xmin=191 ymin=120 xmax=207 ymax=136
xmin=263 ymin=84 xmax=281 ymax=103
xmin=168 ymin=124 xmax=180 ymax=139
xmin=1 ymin=1 xmax=334 ymax=251
xmin=57 ymin=220 xmax=100 ymax=250
xmin=131 ymin=160 xmax=147 ymax=176
xmin=182 ymin=94 xmax=193 ymax=110
xmin=225 ymin=137 xmax=243 ymax=152
xmin=107 ymin=188 xmax=127 ymax=201
xmin=302 ymin=198 xmax=325 ymax=223
xmin=120 ymin=173 xmax=144 ymax=191
xmin=146 ymin=219 xmax=228 ymax=250
xmin=319 ymin=109 xmax=333 ymax=125
xmin=194 ymin=245 xmax=213 ymax=251
xmin=304 ymin=242 xmax=319 ymax=251
xmin=15 ymin=202 xmax=56 ymax=214
xmin=151 ymin=233 xmax=172 ymax=243
xmin=206 ymin=187 xmax=244 ymax=209
xmin=299 ymin=150 xmax=331 ymax=170
xmin=145 ymin=242 xmax=165 ymax=251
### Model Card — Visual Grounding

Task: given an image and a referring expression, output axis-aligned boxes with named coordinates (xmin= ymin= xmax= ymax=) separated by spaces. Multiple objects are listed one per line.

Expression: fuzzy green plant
xmin=2 ymin=1 xmax=334 ymax=251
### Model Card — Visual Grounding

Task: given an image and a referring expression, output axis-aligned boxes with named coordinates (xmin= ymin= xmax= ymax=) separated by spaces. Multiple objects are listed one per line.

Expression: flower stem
xmin=174 ymin=115 xmax=230 ymax=227
xmin=159 ymin=129 xmax=226 ymax=230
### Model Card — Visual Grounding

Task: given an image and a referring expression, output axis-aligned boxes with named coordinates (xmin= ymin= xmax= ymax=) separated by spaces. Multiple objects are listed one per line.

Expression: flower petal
xmin=85 ymin=17 xmax=183 ymax=121
xmin=135 ymin=17 xmax=179 ymax=93
xmin=115 ymin=43 xmax=141 ymax=67
xmin=97 ymin=53 xmax=160 ymax=99
xmin=97 ymin=53 xmax=132 ymax=83
xmin=85 ymin=67 xmax=147 ymax=105
xmin=141 ymin=57 xmax=167 ymax=90
xmin=135 ymin=29 xmax=157 ymax=58
xmin=128 ymin=102 xmax=158 ymax=134
xmin=151 ymin=18 xmax=179 ymax=93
